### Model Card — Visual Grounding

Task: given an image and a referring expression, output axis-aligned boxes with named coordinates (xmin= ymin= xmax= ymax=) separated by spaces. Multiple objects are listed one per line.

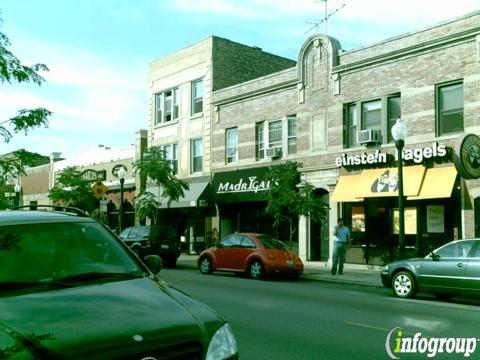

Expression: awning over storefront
xmin=359 ymin=165 xmax=425 ymax=198
xmin=211 ymin=167 xmax=271 ymax=204
xmin=146 ymin=180 xmax=210 ymax=208
xmin=331 ymin=165 xmax=455 ymax=202
xmin=408 ymin=166 xmax=457 ymax=200
xmin=330 ymin=174 xmax=363 ymax=202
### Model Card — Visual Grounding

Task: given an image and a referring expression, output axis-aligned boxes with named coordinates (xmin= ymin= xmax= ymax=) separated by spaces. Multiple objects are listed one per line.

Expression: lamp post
xmin=117 ymin=167 xmax=127 ymax=232
xmin=391 ymin=118 xmax=408 ymax=259
xmin=14 ymin=183 xmax=21 ymax=207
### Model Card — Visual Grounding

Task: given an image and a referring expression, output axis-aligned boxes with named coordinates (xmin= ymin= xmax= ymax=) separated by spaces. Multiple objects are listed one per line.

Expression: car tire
xmin=392 ymin=271 xmax=417 ymax=298
xmin=249 ymin=260 xmax=263 ymax=280
xmin=199 ymin=256 xmax=213 ymax=274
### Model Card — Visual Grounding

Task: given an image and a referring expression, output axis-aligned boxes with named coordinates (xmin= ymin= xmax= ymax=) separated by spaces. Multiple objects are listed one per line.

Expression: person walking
xmin=331 ymin=218 xmax=351 ymax=275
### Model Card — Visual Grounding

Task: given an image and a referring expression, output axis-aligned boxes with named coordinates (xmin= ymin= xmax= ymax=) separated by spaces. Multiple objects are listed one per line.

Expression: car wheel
xmin=392 ymin=271 xmax=417 ymax=298
xmin=199 ymin=256 xmax=213 ymax=274
xmin=249 ymin=260 xmax=263 ymax=280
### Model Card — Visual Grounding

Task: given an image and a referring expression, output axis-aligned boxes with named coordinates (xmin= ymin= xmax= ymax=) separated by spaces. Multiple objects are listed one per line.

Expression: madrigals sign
xmin=217 ymin=176 xmax=271 ymax=194
xmin=335 ymin=142 xmax=447 ymax=167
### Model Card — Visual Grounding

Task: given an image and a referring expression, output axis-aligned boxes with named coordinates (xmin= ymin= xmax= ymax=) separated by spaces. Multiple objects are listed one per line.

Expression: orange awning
xmin=330 ymin=174 xmax=363 ymax=202
xmin=408 ymin=166 xmax=457 ymax=200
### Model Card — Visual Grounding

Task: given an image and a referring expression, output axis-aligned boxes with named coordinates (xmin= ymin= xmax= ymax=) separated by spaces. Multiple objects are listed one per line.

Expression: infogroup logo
xmin=385 ymin=327 xmax=479 ymax=359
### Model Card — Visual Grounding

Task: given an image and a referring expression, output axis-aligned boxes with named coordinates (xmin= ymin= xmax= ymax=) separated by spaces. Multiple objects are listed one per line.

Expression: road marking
xmin=344 ymin=321 xmax=418 ymax=337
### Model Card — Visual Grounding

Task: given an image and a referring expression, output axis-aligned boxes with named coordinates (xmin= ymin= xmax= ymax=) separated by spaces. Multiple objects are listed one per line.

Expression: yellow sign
xmin=91 ymin=182 xmax=108 ymax=197
xmin=393 ymin=208 xmax=417 ymax=235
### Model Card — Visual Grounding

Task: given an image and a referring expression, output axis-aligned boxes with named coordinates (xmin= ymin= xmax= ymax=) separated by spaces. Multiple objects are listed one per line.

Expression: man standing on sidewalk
xmin=331 ymin=218 xmax=350 ymax=275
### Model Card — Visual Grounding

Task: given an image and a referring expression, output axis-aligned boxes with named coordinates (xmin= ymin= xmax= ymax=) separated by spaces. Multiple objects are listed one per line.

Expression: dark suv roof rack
xmin=11 ymin=205 xmax=90 ymax=218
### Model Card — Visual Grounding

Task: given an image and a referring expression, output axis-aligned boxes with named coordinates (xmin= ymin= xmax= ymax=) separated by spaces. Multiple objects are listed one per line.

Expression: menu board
xmin=427 ymin=205 xmax=444 ymax=233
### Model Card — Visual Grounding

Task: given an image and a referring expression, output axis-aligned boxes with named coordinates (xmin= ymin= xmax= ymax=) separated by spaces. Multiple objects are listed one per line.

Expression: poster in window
xmin=427 ymin=205 xmax=444 ymax=233
xmin=393 ymin=208 xmax=417 ymax=235
xmin=351 ymin=207 xmax=365 ymax=232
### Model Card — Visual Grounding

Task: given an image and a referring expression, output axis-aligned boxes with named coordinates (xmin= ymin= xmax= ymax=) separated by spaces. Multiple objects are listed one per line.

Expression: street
xmin=159 ymin=266 xmax=480 ymax=360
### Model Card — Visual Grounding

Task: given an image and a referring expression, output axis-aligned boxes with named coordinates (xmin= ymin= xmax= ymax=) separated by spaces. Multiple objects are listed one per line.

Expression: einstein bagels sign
xmin=335 ymin=142 xmax=447 ymax=168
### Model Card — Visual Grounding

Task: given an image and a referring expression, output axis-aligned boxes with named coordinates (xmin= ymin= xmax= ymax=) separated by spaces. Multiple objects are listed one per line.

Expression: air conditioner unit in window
xmin=266 ymin=147 xmax=282 ymax=158
xmin=356 ymin=129 xmax=382 ymax=144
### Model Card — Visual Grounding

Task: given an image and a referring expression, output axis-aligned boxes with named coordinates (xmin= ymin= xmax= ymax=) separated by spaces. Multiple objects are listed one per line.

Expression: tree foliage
xmin=265 ymin=161 xmax=329 ymax=247
xmin=48 ymin=167 xmax=98 ymax=212
xmin=134 ymin=146 xmax=189 ymax=223
xmin=0 ymin=18 xmax=51 ymax=177
xmin=134 ymin=191 xmax=161 ymax=225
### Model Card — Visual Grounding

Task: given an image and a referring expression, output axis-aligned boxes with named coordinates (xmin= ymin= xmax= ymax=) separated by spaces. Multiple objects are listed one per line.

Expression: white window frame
xmin=255 ymin=115 xmax=297 ymax=160
xmin=191 ymin=138 xmax=203 ymax=173
xmin=160 ymin=143 xmax=178 ymax=174
xmin=225 ymin=127 xmax=238 ymax=164
xmin=191 ymin=79 xmax=203 ymax=115
xmin=154 ymin=87 xmax=179 ymax=125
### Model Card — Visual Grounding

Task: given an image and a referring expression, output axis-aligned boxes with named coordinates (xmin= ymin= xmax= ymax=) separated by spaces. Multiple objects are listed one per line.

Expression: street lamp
xmin=391 ymin=118 xmax=408 ymax=259
xmin=117 ymin=167 xmax=127 ymax=232
xmin=14 ymin=182 xmax=21 ymax=207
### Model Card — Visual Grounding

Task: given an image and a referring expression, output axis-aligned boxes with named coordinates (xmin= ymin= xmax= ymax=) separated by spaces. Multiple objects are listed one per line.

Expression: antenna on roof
xmin=305 ymin=0 xmax=346 ymax=35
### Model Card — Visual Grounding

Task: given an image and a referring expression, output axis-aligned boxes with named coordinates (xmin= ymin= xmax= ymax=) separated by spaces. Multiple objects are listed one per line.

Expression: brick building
xmin=210 ymin=11 xmax=480 ymax=266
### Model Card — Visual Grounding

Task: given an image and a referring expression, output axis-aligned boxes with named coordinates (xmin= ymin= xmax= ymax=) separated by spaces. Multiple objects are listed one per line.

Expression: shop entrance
xmin=308 ymin=189 xmax=329 ymax=261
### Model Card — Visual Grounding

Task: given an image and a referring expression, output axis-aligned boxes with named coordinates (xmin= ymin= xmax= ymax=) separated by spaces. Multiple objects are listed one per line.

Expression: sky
xmin=1 ymin=0 xmax=479 ymax=158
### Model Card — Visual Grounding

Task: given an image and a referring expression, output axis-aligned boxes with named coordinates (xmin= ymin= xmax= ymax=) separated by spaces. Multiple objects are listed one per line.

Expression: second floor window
xmin=154 ymin=88 xmax=179 ymax=125
xmin=344 ymin=95 xmax=401 ymax=148
xmin=287 ymin=115 xmax=297 ymax=155
xmin=226 ymin=127 xmax=238 ymax=164
xmin=437 ymin=81 xmax=463 ymax=136
xmin=191 ymin=139 xmax=203 ymax=173
xmin=191 ymin=79 xmax=203 ymax=115
xmin=160 ymin=143 xmax=178 ymax=174
xmin=255 ymin=115 xmax=297 ymax=160
xmin=268 ymin=120 xmax=282 ymax=148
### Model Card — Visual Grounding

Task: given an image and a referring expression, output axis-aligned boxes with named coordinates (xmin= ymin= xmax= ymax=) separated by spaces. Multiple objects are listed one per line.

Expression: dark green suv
xmin=119 ymin=225 xmax=181 ymax=268
xmin=0 ymin=207 xmax=238 ymax=359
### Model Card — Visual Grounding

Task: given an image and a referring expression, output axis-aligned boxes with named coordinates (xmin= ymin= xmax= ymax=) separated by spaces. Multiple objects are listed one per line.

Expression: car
xmin=119 ymin=225 xmax=181 ymax=268
xmin=198 ymin=233 xmax=303 ymax=279
xmin=381 ymin=239 xmax=480 ymax=299
xmin=1 ymin=206 xmax=238 ymax=359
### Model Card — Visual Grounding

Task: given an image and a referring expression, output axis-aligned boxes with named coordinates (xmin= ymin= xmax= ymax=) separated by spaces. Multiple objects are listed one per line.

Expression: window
xmin=435 ymin=241 xmax=474 ymax=259
xmin=191 ymin=79 xmax=203 ymax=115
xmin=287 ymin=115 xmax=297 ymax=155
xmin=226 ymin=127 xmax=238 ymax=164
xmin=160 ymin=143 xmax=178 ymax=174
xmin=191 ymin=139 xmax=203 ymax=173
xmin=240 ymin=236 xmax=256 ymax=249
xmin=344 ymin=95 xmax=402 ymax=148
xmin=437 ymin=82 xmax=464 ymax=136
xmin=256 ymin=122 xmax=265 ymax=160
xmin=387 ymin=96 xmax=401 ymax=143
xmin=268 ymin=120 xmax=282 ymax=148
xmin=154 ymin=87 xmax=179 ymax=125
xmin=221 ymin=235 xmax=242 ymax=248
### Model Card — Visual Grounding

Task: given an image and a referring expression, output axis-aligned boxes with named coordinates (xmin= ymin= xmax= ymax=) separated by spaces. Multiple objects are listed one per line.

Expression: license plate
xmin=161 ymin=244 xmax=169 ymax=249
xmin=286 ymin=260 xmax=293 ymax=268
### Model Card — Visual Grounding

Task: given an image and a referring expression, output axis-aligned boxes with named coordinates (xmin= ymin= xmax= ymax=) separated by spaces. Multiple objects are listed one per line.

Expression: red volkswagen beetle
xmin=197 ymin=233 xmax=303 ymax=279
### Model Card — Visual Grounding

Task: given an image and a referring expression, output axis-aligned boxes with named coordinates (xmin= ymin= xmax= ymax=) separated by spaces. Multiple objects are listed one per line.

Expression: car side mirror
xmin=144 ymin=255 xmax=163 ymax=273
xmin=430 ymin=252 xmax=440 ymax=261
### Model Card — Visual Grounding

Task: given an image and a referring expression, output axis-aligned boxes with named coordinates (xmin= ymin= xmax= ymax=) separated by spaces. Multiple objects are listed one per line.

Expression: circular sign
xmin=112 ymin=164 xmax=128 ymax=178
xmin=453 ymin=133 xmax=480 ymax=179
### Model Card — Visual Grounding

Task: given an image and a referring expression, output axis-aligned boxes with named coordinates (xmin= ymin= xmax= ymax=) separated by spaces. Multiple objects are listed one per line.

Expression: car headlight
xmin=206 ymin=323 xmax=238 ymax=360
xmin=382 ymin=265 xmax=389 ymax=271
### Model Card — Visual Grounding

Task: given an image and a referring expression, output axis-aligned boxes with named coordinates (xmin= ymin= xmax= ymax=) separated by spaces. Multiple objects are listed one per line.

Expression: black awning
xmin=211 ymin=167 xmax=272 ymax=204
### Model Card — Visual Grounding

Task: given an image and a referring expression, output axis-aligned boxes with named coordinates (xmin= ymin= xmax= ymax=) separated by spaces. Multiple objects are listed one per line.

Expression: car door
xmin=464 ymin=240 xmax=480 ymax=292
xmin=215 ymin=235 xmax=242 ymax=269
xmin=417 ymin=240 xmax=474 ymax=292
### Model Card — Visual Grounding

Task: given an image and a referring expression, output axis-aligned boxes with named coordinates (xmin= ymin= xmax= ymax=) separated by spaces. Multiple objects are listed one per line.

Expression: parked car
xmin=1 ymin=206 xmax=238 ymax=359
xmin=381 ymin=239 xmax=480 ymax=299
xmin=198 ymin=233 xmax=303 ymax=279
xmin=119 ymin=225 xmax=181 ymax=268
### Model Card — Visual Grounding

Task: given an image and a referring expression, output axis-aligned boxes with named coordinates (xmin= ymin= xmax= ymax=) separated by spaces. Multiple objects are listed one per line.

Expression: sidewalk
xmin=177 ymin=254 xmax=383 ymax=288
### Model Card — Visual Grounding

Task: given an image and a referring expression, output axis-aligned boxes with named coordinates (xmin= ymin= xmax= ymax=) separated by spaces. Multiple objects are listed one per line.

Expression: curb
xmin=177 ymin=260 xmax=383 ymax=288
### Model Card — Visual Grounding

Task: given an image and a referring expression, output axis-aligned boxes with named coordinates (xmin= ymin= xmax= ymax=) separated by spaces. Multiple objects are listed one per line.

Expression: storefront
xmin=212 ymin=167 xmax=290 ymax=242
xmin=331 ymin=142 xmax=462 ymax=266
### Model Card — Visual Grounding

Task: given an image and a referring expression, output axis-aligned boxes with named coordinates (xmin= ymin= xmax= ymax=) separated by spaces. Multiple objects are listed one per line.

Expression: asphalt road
xmin=159 ymin=266 xmax=480 ymax=360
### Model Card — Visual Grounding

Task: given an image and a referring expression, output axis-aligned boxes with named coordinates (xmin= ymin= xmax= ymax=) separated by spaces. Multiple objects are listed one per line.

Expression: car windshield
xmin=256 ymin=235 xmax=286 ymax=250
xmin=0 ymin=221 xmax=142 ymax=289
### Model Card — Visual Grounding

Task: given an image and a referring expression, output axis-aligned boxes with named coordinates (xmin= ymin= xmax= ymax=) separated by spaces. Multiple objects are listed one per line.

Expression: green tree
xmin=134 ymin=146 xmax=189 ymax=223
xmin=1 ymin=16 xmax=51 ymax=179
xmin=48 ymin=167 xmax=98 ymax=212
xmin=265 ymin=161 xmax=329 ymax=249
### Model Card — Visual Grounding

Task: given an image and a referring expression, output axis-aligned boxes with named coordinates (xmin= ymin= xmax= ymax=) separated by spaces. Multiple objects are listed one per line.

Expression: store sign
xmin=335 ymin=142 xmax=447 ymax=168
xmin=81 ymin=169 xmax=106 ymax=182
xmin=427 ymin=205 xmax=445 ymax=233
xmin=453 ymin=133 xmax=480 ymax=179
xmin=112 ymin=164 xmax=128 ymax=178
xmin=217 ymin=176 xmax=271 ymax=194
